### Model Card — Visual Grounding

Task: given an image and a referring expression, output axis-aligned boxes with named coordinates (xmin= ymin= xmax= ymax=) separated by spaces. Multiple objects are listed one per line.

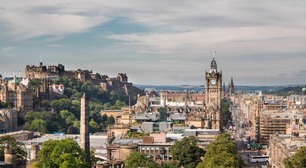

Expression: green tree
xmin=35 ymin=139 xmax=91 ymax=168
xmin=198 ymin=133 xmax=244 ymax=168
xmin=170 ymin=136 xmax=205 ymax=168
xmin=60 ymin=110 xmax=77 ymax=128
xmin=29 ymin=78 xmax=42 ymax=89
xmin=283 ymin=146 xmax=306 ymax=168
xmin=73 ymin=120 xmax=81 ymax=130
xmin=31 ymin=119 xmax=47 ymax=133
xmin=67 ymin=126 xmax=79 ymax=134
xmin=106 ymin=116 xmax=115 ymax=127
xmin=80 ymin=82 xmax=92 ymax=98
xmin=0 ymin=135 xmax=27 ymax=161
xmin=102 ymin=114 xmax=108 ymax=121
xmin=89 ymin=119 xmax=98 ymax=133
xmin=124 ymin=150 xmax=158 ymax=168
xmin=221 ymin=98 xmax=232 ymax=124
xmin=42 ymin=100 xmax=51 ymax=108
xmin=95 ymin=73 xmax=101 ymax=79
xmin=50 ymin=99 xmax=72 ymax=113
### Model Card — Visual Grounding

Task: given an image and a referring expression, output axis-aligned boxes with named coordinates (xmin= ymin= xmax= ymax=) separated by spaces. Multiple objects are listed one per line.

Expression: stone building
xmin=0 ymin=131 xmax=34 ymax=141
xmin=0 ymin=76 xmax=33 ymax=118
xmin=25 ymin=62 xmax=144 ymax=98
xmin=131 ymin=57 xmax=224 ymax=131
xmin=0 ymin=109 xmax=18 ymax=133
xmin=269 ymin=133 xmax=306 ymax=168
xmin=228 ymin=77 xmax=235 ymax=96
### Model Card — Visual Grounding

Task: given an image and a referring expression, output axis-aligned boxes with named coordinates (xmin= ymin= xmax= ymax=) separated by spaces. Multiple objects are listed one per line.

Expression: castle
xmin=25 ymin=62 xmax=144 ymax=97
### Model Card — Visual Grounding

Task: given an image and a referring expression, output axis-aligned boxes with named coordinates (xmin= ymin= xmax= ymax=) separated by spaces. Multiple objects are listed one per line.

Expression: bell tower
xmin=205 ymin=57 xmax=222 ymax=109
xmin=205 ymin=56 xmax=223 ymax=131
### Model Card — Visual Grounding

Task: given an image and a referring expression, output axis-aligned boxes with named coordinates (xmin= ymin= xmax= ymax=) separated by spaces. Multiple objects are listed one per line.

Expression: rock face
xmin=80 ymin=93 xmax=90 ymax=163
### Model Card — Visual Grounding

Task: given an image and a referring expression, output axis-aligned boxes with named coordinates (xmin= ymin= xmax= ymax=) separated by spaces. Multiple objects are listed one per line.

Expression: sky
xmin=0 ymin=0 xmax=306 ymax=86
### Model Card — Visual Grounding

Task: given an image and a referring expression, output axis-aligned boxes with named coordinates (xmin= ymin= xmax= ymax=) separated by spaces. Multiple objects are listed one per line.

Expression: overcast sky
xmin=0 ymin=0 xmax=306 ymax=86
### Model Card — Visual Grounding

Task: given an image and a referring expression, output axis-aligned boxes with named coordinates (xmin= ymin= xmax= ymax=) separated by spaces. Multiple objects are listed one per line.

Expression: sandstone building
xmin=131 ymin=57 xmax=224 ymax=131
xmin=0 ymin=109 xmax=18 ymax=133
xmin=0 ymin=76 xmax=33 ymax=118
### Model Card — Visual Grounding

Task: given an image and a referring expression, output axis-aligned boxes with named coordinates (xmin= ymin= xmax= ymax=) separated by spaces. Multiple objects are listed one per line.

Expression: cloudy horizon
xmin=1 ymin=0 xmax=306 ymax=86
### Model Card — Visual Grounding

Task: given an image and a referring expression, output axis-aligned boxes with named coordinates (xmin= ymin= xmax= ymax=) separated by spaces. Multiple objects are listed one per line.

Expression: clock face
xmin=211 ymin=79 xmax=216 ymax=85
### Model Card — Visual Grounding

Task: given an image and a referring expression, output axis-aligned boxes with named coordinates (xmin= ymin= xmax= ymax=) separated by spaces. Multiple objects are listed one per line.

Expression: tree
xmin=95 ymin=73 xmax=101 ymax=79
xmin=170 ymin=136 xmax=205 ymax=168
xmin=124 ymin=150 xmax=158 ymax=168
xmin=102 ymin=114 xmax=108 ymax=121
xmin=106 ymin=116 xmax=115 ymax=127
xmin=0 ymin=135 xmax=27 ymax=161
xmin=42 ymin=100 xmax=51 ymax=108
xmin=35 ymin=139 xmax=92 ymax=168
xmin=221 ymin=98 xmax=232 ymax=125
xmin=18 ymin=117 xmax=25 ymax=126
xmin=283 ymin=146 xmax=306 ymax=168
xmin=198 ymin=133 xmax=244 ymax=168
xmin=31 ymin=119 xmax=47 ymax=133
xmin=29 ymin=78 xmax=42 ymax=89
xmin=67 ymin=126 xmax=79 ymax=134
xmin=89 ymin=119 xmax=98 ymax=133
xmin=59 ymin=110 xmax=77 ymax=128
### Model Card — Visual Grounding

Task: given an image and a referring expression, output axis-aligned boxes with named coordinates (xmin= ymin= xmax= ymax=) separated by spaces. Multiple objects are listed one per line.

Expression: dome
xmin=11 ymin=76 xmax=18 ymax=84
xmin=302 ymin=85 xmax=306 ymax=91
xmin=210 ymin=58 xmax=217 ymax=70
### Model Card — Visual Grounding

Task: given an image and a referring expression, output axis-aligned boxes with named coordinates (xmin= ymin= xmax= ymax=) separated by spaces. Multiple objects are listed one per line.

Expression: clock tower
xmin=204 ymin=57 xmax=223 ymax=131
xmin=205 ymin=57 xmax=222 ymax=109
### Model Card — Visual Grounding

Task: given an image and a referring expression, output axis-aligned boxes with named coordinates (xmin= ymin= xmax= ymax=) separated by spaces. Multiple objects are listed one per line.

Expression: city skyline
xmin=1 ymin=0 xmax=306 ymax=86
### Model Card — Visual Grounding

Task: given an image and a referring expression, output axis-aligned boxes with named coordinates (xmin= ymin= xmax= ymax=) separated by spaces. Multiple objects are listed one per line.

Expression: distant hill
xmin=133 ymin=84 xmax=303 ymax=93
xmin=262 ymin=86 xmax=304 ymax=96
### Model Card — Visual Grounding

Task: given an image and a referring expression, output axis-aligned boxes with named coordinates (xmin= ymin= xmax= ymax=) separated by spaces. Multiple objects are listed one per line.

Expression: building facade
xmin=0 ymin=77 xmax=33 ymax=118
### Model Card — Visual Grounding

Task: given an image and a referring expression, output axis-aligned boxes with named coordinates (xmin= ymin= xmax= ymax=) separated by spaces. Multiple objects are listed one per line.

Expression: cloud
xmin=1 ymin=46 xmax=16 ymax=57
xmin=2 ymin=46 xmax=15 ymax=51
xmin=278 ymin=73 xmax=286 ymax=76
xmin=1 ymin=0 xmax=306 ymax=85
xmin=47 ymin=44 xmax=64 ymax=47
xmin=0 ymin=0 xmax=306 ymax=41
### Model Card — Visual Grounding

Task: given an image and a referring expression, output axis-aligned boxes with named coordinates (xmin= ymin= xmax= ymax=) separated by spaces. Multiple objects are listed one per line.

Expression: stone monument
xmin=80 ymin=93 xmax=90 ymax=163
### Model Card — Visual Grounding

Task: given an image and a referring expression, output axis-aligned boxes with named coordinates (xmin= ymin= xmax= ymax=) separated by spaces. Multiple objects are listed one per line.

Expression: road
xmin=229 ymin=104 xmax=269 ymax=167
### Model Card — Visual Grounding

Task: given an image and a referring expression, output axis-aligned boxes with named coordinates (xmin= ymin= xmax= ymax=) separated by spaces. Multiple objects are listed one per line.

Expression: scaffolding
xmin=259 ymin=114 xmax=290 ymax=145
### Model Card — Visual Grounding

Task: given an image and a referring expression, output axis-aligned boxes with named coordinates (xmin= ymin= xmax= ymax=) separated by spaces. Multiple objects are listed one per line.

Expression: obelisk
xmin=80 ymin=93 xmax=90 ymax=163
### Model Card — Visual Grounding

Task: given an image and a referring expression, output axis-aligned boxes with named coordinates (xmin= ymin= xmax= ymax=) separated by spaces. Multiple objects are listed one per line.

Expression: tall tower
xmin=205 ymin=57 xmax=223 ymax=131
xmin=205 ymin=57 xmax=222 ymax=109
xmin=230 ymin=77 xmax=234 ymax=95
xmin=80 ymin=93 xmax=90 ymax=163
xmin=222 ymin=82 xmax=226 ymax=98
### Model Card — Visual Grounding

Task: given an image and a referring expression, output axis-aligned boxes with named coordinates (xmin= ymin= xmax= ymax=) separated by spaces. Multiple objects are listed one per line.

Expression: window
xmin=141 ymin=147 xmax=145 ymax=150
xmin=146 ymin=147 xmax=149 ymax=150
xmin=151 ymin=147 xmax=154 ymax=150
xmin=111 ymin=153 xmax=115 ymax=160
xmin=164 ymin=147 xmax=168 ymax=150
xmin=155 ymin=147 xmax=159 ymax=150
